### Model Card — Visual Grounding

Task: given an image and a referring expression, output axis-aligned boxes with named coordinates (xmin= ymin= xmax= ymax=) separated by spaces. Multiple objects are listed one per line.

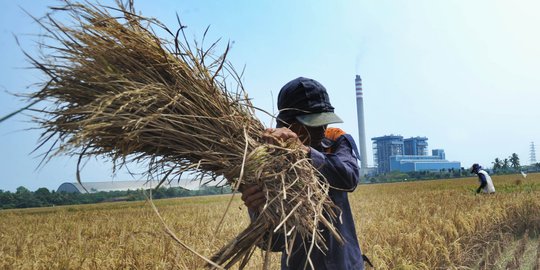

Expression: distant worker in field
xmin=471 ymin=163 xmax=496 ymax=194
xmin=240 ymin=77 xmax=368 ymax=269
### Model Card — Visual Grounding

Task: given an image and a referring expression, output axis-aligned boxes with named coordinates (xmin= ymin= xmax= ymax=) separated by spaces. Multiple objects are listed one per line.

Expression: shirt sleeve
xmin=478 ymin=173 xmax=487 ymax=189
xmin=309 ymin=136 xmax=360 ymax=191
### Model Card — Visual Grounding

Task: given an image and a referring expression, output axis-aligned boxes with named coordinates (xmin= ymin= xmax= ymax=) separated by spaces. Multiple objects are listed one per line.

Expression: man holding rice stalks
xmin=4 ymin=0 xmax=367 ymax=267
xmin=241 ymin=77 xmax=367 ymax=269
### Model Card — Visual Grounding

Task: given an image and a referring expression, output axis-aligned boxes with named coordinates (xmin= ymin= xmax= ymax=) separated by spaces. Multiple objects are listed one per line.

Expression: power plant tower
xmin=355 ymin=75 xmax=368 ymax=172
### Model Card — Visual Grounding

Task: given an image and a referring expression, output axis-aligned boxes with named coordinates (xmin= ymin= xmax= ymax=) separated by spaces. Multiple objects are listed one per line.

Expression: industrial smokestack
xmin=355 ymin=75 xmax=368 ymax=172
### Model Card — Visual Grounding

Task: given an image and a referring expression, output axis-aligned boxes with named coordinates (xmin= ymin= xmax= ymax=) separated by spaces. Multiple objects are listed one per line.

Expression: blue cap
xmin=471 ymin=163 xmax=481 ymax=173
xmin=276 ymin=77 xmax=343 ymax=127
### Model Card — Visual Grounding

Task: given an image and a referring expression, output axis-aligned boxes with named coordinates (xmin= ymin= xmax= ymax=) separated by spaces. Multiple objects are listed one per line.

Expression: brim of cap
xmin=295 ymin=112 xmax=343 ymax=127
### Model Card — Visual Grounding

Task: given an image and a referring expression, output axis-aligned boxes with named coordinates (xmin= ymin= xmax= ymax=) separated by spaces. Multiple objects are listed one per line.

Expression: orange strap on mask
xmin=325 ymin=127 xmax=346 ymax=141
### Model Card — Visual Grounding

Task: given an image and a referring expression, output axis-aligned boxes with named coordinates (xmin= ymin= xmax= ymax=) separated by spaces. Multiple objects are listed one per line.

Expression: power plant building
xmin=404 ymin=137 xmax=428 ymax=156
xmin=390 ymin=149 xmax=461 ymax=172
xmin=372 ymin=135 xmax=404 ymax=174
xmin=372 ymin=135 xmax=460 ymax=173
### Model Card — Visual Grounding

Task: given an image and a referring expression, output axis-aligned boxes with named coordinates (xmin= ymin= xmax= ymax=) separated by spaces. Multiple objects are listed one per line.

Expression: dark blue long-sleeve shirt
xmin=258 ymin=134 xmax=365 ymax=270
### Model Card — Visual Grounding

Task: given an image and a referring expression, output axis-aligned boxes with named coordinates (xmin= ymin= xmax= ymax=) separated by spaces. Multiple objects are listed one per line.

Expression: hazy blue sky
xmin=1 ymin=0 xmax=539 ymax=192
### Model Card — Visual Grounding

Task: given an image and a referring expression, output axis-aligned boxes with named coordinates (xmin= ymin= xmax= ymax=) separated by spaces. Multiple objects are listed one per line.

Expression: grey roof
xmin=57 ymin=180 xmax=195 ymax=193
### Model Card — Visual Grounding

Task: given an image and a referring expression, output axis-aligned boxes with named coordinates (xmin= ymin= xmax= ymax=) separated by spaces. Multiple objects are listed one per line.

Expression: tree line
xmin=367 ymin=167 xmax=471 ymax=183
xmin=492 ymin=153 xmax=521 ymax=173
xmin=491 ymin=153 xmax=540 ymax=174
xmin=0 ymin=185 xmax=232 ymax=210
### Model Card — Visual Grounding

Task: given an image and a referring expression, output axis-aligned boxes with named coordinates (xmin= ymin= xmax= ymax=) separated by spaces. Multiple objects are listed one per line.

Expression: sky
xmin=1 ymin=0 xmax=539 ymax=192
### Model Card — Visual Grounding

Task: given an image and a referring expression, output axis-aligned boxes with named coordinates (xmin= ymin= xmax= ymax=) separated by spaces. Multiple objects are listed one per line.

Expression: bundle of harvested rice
xmin=20 ymin=1 xmax=342 ymax=268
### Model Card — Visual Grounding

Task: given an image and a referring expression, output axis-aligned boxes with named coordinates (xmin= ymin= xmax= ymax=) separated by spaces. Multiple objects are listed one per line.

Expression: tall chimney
xmin=355 ymin=75 xmax=368 ymax=172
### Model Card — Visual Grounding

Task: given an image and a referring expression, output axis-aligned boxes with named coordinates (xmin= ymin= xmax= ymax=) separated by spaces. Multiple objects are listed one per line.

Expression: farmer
xmin=471 ymin=163 xmax=496 ymax=194
xmin=240 ymin=77 xmax=366 ymax=269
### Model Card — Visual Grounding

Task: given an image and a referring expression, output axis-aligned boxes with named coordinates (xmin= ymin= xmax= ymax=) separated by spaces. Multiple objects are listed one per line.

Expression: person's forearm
xmin=477 ymin=180 xmax=487 ymax=193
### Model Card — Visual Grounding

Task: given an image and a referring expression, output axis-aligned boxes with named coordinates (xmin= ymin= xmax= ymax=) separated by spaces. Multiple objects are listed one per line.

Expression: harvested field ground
xmin=1 ymin=173 xmax=539 ymax=269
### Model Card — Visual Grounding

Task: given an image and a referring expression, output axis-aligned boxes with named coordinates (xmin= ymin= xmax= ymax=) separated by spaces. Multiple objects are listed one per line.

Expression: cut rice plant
xmin=18 ymin=0 xmax=341 ymax=268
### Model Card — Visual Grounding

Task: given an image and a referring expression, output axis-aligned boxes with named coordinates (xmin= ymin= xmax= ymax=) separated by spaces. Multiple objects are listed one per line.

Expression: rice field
xmin=1 ymin=173 xmax=539 ymax=269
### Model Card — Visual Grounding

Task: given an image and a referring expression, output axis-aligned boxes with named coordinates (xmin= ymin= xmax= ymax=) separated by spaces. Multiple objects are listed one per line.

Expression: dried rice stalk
xmin=23 ymin=1 xmax=343 ymax=268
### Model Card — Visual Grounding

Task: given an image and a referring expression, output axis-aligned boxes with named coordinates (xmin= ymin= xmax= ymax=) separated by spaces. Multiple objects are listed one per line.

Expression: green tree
xmin=48 ymin=191 xmax=65 ymax=206
xmin=492 ymin=158 xmax=502 ymax=171
xmin=0 ymin=190 xmax=16 ymax=209
xmin=34 ymin=187 xmax=50 ymax=196
xmin=16 ymin=186 xmax=31 ymax=194
xmin=509 ymin=153 xmax=520 ymax=170
xmin=34 ymin=187 xmax=52 ymax=206
xmin=502 ymin=158 xmax=510 ymax=170
xmin=15 ymin=186 xmax=40 ymax=208
xmin=152 ymin=187 xmax=167 ymax=199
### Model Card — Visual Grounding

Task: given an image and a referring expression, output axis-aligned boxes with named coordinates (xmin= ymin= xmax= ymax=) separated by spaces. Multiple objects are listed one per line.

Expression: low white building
xmin=56 ymin=179 xmax=210 ymax=193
